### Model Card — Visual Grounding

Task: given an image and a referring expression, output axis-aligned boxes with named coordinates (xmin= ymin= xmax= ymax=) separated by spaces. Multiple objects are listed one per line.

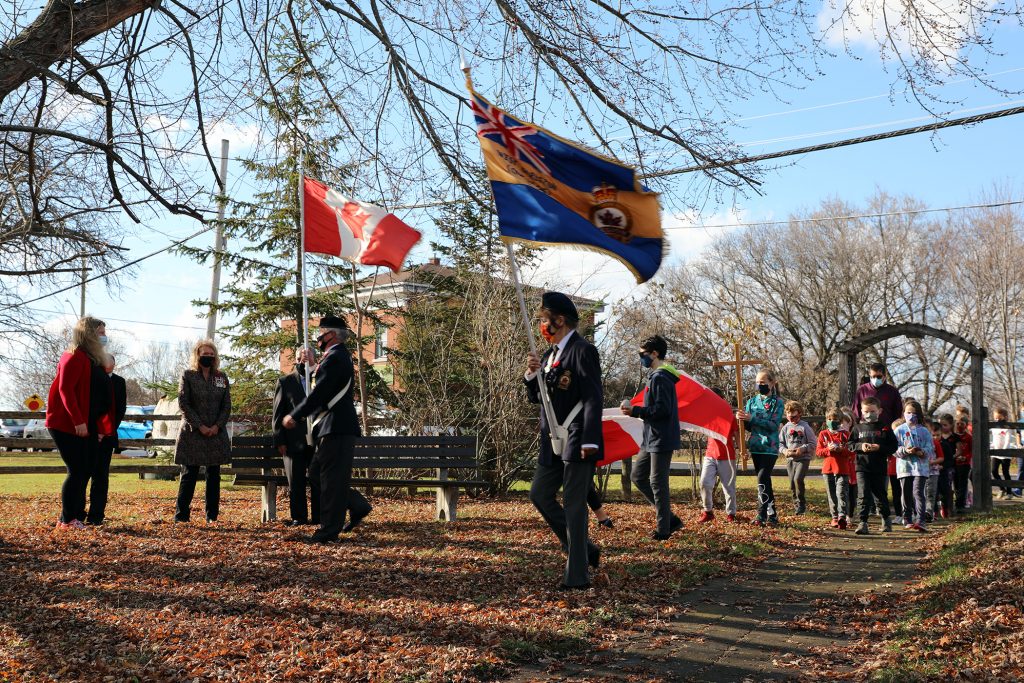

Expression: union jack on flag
xmin=471 ymin=98 xmax=551 ymax=175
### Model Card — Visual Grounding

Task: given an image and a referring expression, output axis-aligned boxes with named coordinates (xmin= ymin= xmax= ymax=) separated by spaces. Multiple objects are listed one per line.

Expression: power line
xmin=641 ymin=103 xmax=1024 ymax=179
xmin=737 ymin=66 xmax=1024 ymax=122
xmin=9 ymin=101 xmax=1024 ymax=309
xmin=20 ymin=306 xmax=207 ymax=331
xmin=1 ymin=224 xmax=214 ymax=312
xmin=672 ymin=198 xmax=1024 ymax=231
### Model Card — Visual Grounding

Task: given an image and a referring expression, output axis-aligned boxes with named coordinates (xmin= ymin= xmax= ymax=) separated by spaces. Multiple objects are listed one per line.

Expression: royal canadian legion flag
xmin=303 ymin=177 xmax=422 ymax=272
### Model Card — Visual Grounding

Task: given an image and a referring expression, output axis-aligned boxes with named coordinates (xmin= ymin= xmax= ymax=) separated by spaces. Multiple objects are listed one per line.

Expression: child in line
xmin=816 ymin=408 xmax=855 ymax=529
xmin=840 ymin=410 xmax=858 ymax=525
xmin=895 ymin=399 xmax=934 ymax=532
xmin=848 ymin=396 xmax=896 ymax=534
xmin=935 ymin=414 xmax=958 ymax=518
xmin=990 ymin=407 xmax=1015 ymax=500
xmin=955 ymin=404 xmax=973 ymax=433
xmin=888 ymin=448 xmax=903 ymax=521
xmin=924 ymin=418 xmax=942 ymax=523
xmin=778 ymin=400 xmax=815 ymax=515
xmin=736 ymin=369 xmax=785 ymax=528
xmin=699 ymin=420 xmax=738 ymax=523
xmin=954 ymin=418 xmax=973 ymax=510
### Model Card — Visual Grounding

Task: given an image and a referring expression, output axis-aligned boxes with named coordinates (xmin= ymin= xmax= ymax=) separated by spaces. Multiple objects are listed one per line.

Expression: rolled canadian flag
xmin=598 ymin=369 xmax=735 ymax=466
xmin=302 ymin=177 xmax=422 ymax=272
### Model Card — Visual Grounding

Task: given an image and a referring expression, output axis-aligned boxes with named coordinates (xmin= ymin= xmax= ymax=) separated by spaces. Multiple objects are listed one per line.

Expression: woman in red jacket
xmin=45 ymin=316 xmax=108 ymax=529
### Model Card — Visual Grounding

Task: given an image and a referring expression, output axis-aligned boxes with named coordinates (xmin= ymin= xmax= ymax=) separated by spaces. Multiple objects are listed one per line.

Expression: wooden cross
xmin=713 ymin=341 xmax=764 ymax=471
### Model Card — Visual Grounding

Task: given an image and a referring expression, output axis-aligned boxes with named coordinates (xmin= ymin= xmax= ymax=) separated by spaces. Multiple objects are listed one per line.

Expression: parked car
xmin=118 ymin=405 xmax=154 ymax=441
xmin=0 ymin=418 xmax=28 ymax=438
xmin=23 ymin=419 xmax=53 ymax=451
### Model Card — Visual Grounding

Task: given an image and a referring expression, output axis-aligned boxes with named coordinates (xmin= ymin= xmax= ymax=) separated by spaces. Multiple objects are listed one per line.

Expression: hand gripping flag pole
xmin=461 ymin=53 xmax=563 ymax=455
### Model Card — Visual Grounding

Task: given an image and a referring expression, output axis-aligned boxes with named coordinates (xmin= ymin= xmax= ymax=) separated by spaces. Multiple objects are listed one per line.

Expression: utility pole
xmin=206 ymin=139 xmax=230 ymax=341
xmin=79 ymin=256 xmax=87 ymax=317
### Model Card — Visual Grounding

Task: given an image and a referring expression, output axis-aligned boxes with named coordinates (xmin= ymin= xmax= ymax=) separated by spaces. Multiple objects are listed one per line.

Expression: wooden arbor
xmin=836 ymin=323 xmax=991 ymax=512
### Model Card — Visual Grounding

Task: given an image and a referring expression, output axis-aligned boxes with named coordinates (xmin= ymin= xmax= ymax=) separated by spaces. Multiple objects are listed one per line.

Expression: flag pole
xmin=298 ymin=147 xmax=314 ymax=445
xmin=504 ymin=240 xmax=562 ymax=453
xmin=461 ymin=52 xmax=562 ymax=454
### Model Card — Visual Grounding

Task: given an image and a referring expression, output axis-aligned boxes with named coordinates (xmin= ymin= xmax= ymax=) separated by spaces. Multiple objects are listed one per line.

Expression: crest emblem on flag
xmin=590 ymin=183 xmax=632 ymax=244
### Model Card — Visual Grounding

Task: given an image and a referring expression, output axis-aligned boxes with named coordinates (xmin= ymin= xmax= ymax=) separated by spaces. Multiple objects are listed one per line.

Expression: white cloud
xmin=519 ymin=207 xmax=751 ymax=305
xmin=817 ymin=0 xmax=994 ymax=69
xmin=200 ymin=119 xmax=264 ymax=153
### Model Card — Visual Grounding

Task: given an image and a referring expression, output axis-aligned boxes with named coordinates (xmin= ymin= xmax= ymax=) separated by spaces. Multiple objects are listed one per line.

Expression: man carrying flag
xmin=525 ymin=292 xmax=603 ymax=590
xmin=619 ymin=335 xmax=683 ymax=540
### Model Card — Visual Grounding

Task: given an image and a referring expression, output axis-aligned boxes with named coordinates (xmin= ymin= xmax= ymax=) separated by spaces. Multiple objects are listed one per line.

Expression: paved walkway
xmin=512 ymin=521 xmax=941 ymax=682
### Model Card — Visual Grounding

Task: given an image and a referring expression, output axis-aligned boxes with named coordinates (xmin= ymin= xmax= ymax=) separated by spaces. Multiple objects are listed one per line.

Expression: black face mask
xmin=294 ymin=363 xmax=305 ymax=375
xmin=757 ymin=383 xmax=771 ymax=396
xmin=317 ymin=335 xmax=333 ymax=352
xmin=198 ymin=356 xmax=215 ymax=368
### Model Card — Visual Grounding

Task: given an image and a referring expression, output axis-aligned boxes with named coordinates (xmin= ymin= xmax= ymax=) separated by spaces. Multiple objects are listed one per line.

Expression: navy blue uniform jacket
xmin=273 ymin=370 xmax=312 ymax=455
xmin=630 ymin=367 xmax=681 ymax=453
xmin=525 ymin=332 xmax=604 ymax=466
xmin=289 ymin=345 xmax=360 ymax=438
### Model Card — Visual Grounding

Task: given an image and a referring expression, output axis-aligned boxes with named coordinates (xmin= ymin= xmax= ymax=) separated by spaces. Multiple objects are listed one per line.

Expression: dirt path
xmin=512 ymin=520 xmax=945 ymax=682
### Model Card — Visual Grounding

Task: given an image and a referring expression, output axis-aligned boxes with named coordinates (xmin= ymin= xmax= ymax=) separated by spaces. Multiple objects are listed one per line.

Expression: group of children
xmin=697 ymin=373 xmax=980 ymax=533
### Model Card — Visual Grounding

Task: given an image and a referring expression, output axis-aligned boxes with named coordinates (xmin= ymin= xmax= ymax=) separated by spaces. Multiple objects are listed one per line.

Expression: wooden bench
xmin=229 ymin=434 xmax=484 ymax=522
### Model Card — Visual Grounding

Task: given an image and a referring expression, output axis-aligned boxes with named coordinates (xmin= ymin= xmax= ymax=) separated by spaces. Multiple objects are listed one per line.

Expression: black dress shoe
xmin=308 ymin=533 xmax=339 ymax=544
xmin=342 ymin=508 xmax=372 ymax=533
xmin=284 ymin=519 xmax=305 ymax=527
xmin=598 ymin=518 xmax=614 ymax=529
xmin=557 ymin=582 xmax=592 ymax=591
xmin=587 ymin=546 xmax=601 ymax=569
xmin=669 ymin=516 xmax=684 ymax=533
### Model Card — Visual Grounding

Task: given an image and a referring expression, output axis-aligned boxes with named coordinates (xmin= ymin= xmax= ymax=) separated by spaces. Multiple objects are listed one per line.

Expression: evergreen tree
xmin=182 ymin=5 xmax=388 ymax=422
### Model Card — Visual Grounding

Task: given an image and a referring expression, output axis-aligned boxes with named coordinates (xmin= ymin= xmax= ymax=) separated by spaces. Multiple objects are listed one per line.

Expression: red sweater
xmin=706 ymin=422 xmax=738 ymax=461
xmin=45 ymin=349 xmax=91 ymax=435
xmin=816 ymin=430 xmax=855 ymax=476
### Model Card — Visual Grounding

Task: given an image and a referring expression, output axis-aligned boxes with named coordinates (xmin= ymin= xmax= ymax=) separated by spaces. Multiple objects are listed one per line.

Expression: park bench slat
xmin=352 ymin=446 xmax=477 ymax=457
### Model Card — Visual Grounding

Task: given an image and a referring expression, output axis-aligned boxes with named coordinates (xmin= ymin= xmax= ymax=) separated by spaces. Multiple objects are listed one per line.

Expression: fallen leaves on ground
xmin=0 ymin=490 xmax=819 ymax=682
xmin=780 ymin=508 xmax=1024 ymax=682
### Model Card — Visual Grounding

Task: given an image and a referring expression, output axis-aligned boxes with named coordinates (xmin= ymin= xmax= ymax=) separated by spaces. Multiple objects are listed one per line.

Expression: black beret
xmin=318 ymin=314 xmax=349 ymax=330
xmin=541 ymin=291 xmax=578 ymax=320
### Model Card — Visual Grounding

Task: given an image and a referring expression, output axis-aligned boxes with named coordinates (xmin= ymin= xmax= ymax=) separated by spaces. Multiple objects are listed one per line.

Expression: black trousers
xmin=175 ymin=464 xmax=221 ymax=522
xmin=530 ymin=458 xmax=597 ymax=587
xmin=889 ymin=474 xmax=903 ymax=517
xmin=856 ymin=470 xmax=891 ymax=522
xmin=993 ymin=458 xmax=1012 ymax=480
xmin=50 ymin=428 xmax=92 ymax=524
xmin=586 ymin=481 xmax=603 ymax=512
xmin=309 ymin=434 xmax=371 ymax=538
xmin=751 ymin=452 xmax=778 ymax=520
xmin=954 ymin=465 xmax=971 ymax=509
xmin=936 ymin=468 xmax=954 ymax=513
xmin=84 ymin=436 xmax=116 ymax=524
xmin=284 ymin=450 xmax=320 ymax=523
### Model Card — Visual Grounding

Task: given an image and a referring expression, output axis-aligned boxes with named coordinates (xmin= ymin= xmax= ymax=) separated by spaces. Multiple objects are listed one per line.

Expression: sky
xmin=5 ymin=5 xmax=1023 ymax=406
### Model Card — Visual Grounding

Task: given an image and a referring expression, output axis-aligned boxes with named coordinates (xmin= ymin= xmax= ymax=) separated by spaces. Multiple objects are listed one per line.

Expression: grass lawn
xmin=781 ymin=503 xmax=1024 ymax=682
xmin=0 ymin=461 xmax=838 ymax=682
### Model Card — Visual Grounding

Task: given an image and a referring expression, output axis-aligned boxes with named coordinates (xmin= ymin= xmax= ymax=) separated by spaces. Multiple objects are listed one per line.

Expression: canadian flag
xmin=598 ymin=369 xmax=735 ymax=466
xmin=303 ymin=177 xmax=422 ymax=272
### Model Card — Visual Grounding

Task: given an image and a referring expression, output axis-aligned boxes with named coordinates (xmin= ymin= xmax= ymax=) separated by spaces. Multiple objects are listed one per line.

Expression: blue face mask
xmin=870 ymin=377 xmax=884 ymax=388
xmin=98 ymin=335 xmax=109 ymax=346
xmin=640 ymin=354 xmax=653 ymax=369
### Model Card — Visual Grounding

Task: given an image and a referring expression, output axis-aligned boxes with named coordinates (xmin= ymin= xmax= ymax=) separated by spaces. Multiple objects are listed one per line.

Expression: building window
xmin=374 ymin=324 xmax=388 ymax=359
